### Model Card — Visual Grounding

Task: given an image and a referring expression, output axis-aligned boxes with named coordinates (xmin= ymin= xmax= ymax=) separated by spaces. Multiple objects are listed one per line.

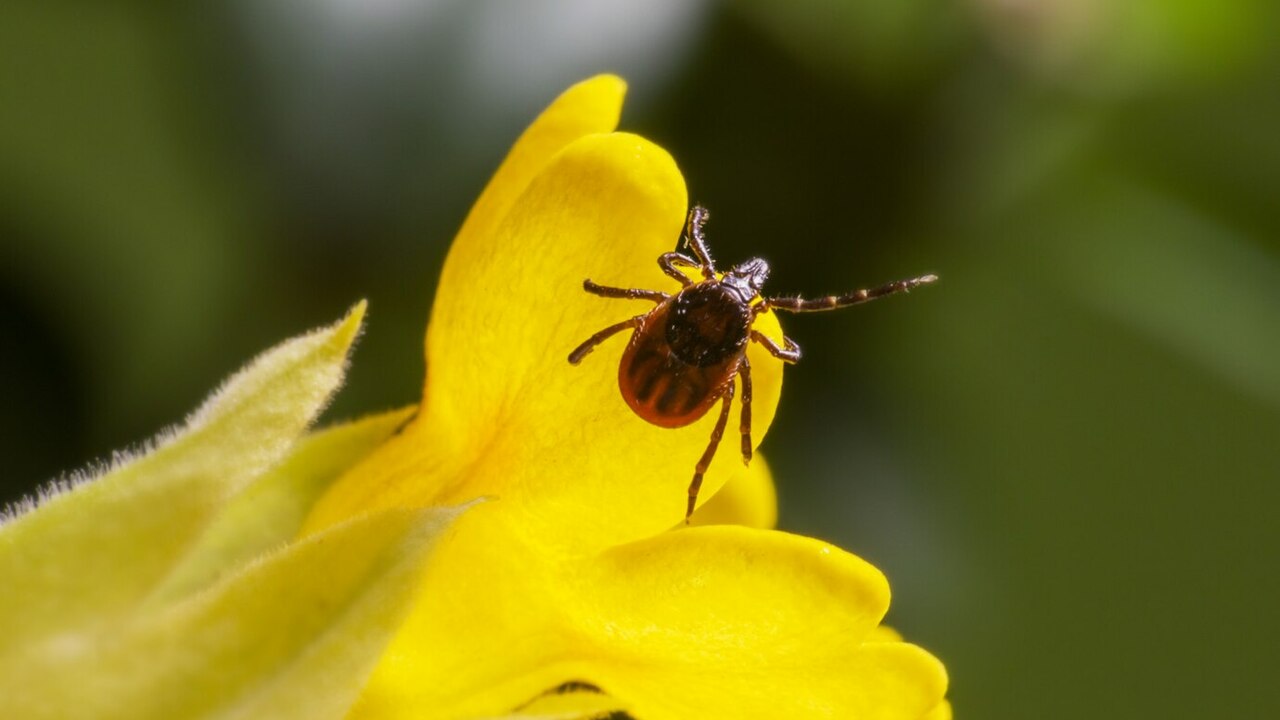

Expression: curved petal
xmin=866 ymin=625 xmax=904 ymax=643
xmin=149 ymin=407 xmax=417 ymax=603
xmin=923 ymin=699 xmax=953 ymax=720
xmin=2 ymin=502 xmax=466 ymax=720
xmin=447 ymin=74 xmax=627 ymax=277
xmin=348 ymin=521 xmax=942 ymax=720
xmin=568 ymin=526 xmax=947 ymax=720
xmin=348 ymin=507 xmax=573 ymax=720
xmin=307 ymin=131 xmax=788 ymax=553
xmin=689 ymin=453 xmax=778 ymax=529
xmin=0 ymin=303 xmax=365 ymax=644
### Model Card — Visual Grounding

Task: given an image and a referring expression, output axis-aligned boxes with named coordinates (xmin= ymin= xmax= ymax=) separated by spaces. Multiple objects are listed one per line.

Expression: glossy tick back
xmin=568 ymin=205 xmax=937 ymax=523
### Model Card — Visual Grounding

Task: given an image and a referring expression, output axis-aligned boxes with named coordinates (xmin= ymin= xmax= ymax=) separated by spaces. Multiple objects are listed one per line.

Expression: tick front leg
xmin=582 ymin=279 xmax=668 ymax=303
xmin=750 ymin=329 xmax=802 ymax=364
xmin=764 ymin=273 xmax=938 ymax=312
xmin=738 ymin=357 xmax=753 ymax=465
xmin=683 ymin=205 xmax=717 ymax=278
xmin=686 ymin=380 xmax=735 ymax=523
xmin=568 ymin=315 xmax=643 ymax=365
xmin=658 ymin=252 xmax=700 ymax=287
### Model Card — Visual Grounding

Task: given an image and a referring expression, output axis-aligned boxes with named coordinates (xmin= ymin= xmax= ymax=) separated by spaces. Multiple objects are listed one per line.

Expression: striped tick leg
xmin=568 ymin=315 xmax=644 ymax=365
xmin=582 ymin=279 xmax=668 ymax=303
xmin=658 ymin=253 xmax=702 ymax=286
xmin=686 ymin=379 xmax=735 ymax=523
xmin=658 ymin=205 xmax=719 ymax=285
xmin=764 ymin=274 xmax=938 ymax=312
xmin=750 ymin=330 xmax=802 ymax=364
xmin=570 ymin=279 xmax=667 ymax=364
xmin=682 ymin=205 xmax=716 ymax=277
xmin=738 ymin=357 xmax=753 ymax=464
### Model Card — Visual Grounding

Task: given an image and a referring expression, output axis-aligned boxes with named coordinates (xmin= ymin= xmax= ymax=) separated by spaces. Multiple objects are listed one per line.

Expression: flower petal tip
xmin=573 ymin=73 xmax=627 ymax=100
xmin=338 ymin=299 xmax=369 ymax=342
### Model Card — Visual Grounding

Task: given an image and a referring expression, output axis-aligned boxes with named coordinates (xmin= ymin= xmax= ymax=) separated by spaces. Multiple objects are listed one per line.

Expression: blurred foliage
xmin=2 ymin=1 xmax=1278 ymax=718
xmin=732 ymin=0 xmax=966 ymax=89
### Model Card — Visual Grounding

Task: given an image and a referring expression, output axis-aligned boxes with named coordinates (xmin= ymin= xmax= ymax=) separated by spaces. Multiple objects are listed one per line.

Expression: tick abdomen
xmin=618 ymin=298 xmax=740 ymax=429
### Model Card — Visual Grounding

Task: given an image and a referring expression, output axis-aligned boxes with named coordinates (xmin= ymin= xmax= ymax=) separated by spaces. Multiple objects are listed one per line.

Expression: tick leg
xmin=738 ymin=357 xmax=753 ymax=465
xmin=582 ymin=279 xmax=667 ymax=303
xmin=658 ymin=252 xmax=700 ymax=287
xmin=683 ymin=205 xmax=717 ymax=278
xmin=764 ymin=273 xmax=938 ymax=312
xmin=686 ymin=380 xmax=734 ymax=523
xmin=750 ymin=330 xmax=802 ymax=364
xmin=568 ymin=315 xmax=643 ymax=365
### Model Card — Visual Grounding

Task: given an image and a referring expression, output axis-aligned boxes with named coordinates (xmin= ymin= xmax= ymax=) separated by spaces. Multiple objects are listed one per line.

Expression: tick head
xmin=724 ymin=257 xmax=771 ymax=302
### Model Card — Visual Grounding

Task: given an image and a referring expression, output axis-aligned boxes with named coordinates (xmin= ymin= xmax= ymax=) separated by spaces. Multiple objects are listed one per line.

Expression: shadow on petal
xmin=689 ymin=453 xmax=778 ymax=529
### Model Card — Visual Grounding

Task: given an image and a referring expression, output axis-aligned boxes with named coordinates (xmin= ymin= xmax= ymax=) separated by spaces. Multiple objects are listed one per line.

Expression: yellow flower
xmin=303 ymin=75 xmax=949 ymax=719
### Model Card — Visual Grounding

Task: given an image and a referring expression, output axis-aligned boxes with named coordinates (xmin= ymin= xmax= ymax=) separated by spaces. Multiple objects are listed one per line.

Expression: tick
xmin=568 ymin=205 xmax=936 ymax=522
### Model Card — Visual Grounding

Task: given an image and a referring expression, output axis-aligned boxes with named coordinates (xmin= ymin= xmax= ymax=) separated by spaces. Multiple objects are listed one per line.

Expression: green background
xmin=3 ymin=2 xmax=1278 ymax=717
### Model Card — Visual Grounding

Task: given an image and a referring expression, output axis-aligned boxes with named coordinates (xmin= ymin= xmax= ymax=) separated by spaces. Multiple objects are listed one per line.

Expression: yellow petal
xmin=148 ymin=407 xmax=416 ymax=603
xmin=1 ymin=503 xmax=467 ymax=720
xmin=446 ymin=74 xmax=627 ymax=287
xmin=308 ymin=131 xmax=788 ymax=553
xmin=485 ymin=684 xmax=624 ymax=720
xmin=922 ymin=699 xmax=953 ymax=720
xmin=582 ymin=525 xmax=888 ymax=656
xmin=689 ymin=452 xmax=778 ymax=529
xmin=0 ymin=303 xmax=365 ymax=647
xmin=570 ymin=526 xmax=947 ymax=720
xmin=356 ymin=522 xmax=942 ymax=720
xmin=866 ymin=625 xmax=904 ymax=643
xmin=350 ymin=507 xmax=578 ymax=720
xmin=865 ymin=627 xmax=953 ymax=720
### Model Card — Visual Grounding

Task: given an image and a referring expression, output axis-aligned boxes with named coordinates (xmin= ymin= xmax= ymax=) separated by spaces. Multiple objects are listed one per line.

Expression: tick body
xmin=568 ymin=206 xmax=936 ymax=522
xmin=619 ymin=282 xmax=752 ymax=428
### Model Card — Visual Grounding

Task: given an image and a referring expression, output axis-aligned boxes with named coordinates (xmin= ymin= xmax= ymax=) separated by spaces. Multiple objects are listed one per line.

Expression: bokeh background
xmin=3 ymin=1 xmax=1278 ymax=717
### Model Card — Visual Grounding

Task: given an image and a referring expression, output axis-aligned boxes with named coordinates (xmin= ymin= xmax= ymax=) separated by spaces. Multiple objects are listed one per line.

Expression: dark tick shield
xmin=568 ymin=205 xmax=937 ymax=523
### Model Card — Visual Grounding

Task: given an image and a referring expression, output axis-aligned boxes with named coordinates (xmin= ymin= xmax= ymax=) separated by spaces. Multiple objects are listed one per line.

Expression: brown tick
xmin=568 ymin=205 xmax=937 ymax=522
